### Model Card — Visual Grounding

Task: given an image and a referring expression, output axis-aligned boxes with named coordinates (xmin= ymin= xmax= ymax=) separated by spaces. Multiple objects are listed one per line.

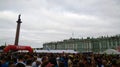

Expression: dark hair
xmin=16 ymin=63 xmax=25 ymax=67
xmin=8 ymin=61 xmax=14 ymax=66
xmin=41 ymin=61 xmax=49 ymax=67
xmin=26 ymin=59 xmax=32 ymax=65
xmin=18 ymin=54 xmax=24 ymax=60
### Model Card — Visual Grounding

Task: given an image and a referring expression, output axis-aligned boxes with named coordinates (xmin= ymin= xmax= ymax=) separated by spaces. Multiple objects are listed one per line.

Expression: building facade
xmin=43 ymin=35 xmax=120 ymax=53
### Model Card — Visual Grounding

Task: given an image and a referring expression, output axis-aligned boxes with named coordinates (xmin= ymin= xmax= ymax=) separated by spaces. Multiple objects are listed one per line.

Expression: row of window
xmin=43 ymin=38 xmax=120 ymax=52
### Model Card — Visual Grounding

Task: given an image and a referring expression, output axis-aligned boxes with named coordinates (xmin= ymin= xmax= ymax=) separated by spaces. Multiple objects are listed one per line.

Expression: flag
xmin=46 ymin=45 xmax=50 ymax=51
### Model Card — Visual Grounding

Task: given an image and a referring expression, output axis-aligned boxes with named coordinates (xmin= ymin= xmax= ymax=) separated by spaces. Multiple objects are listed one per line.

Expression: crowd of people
xmin=0 ymin=52 xmax=120 ymax=67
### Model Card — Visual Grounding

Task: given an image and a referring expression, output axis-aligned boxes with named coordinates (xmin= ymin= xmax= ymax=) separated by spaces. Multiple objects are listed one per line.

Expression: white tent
xmin=34 ymin=50 xmax=78 ymax=53
xmin=103 ymin=49 xmax=120 ymax=54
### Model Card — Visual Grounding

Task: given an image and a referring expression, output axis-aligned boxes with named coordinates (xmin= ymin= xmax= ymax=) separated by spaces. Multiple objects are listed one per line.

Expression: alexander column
xmin=14 ymin=14 xmax=22 ymax=46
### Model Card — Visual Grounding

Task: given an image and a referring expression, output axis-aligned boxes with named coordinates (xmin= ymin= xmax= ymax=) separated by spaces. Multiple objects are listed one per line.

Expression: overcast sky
xmin=0 ymin=0 xmax=120 ymax=48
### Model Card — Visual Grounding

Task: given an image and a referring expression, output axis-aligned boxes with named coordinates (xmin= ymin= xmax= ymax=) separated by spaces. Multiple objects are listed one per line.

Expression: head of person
xmin=16 ymin=63 xmax=25 ymax=67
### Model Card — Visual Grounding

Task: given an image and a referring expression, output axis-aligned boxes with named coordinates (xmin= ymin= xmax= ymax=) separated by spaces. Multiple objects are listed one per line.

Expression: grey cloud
xmin=0 ymin=0 xmax=120 ymax=47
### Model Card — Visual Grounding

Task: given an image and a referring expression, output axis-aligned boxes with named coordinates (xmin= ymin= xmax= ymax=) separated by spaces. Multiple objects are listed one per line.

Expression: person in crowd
xmin=58 ymin=55 xmax=65 ymax=67
xmin=15 ymin=54 xmax=26 ymax=67
xmin=78 ymin=55 xmax=85 ymax=67
xmin=41 ymin=55 xmax=54 ymax=67
xmin=49 ymin=54 xmax=57 ymax=67
xmin=68 ymin=55 xmax=73 ymax=67
xmin=0 ymin=57 xmax=9 ymax=67
xmin=26 ymin=59 xmax=33 ymax=67
xmin=32 ymin=56 xmax=41 ymax=67
xmin=8 ymin=61 xmax=15 ymax=67
xmin=56 ymin=55 xmax=60 ymax=67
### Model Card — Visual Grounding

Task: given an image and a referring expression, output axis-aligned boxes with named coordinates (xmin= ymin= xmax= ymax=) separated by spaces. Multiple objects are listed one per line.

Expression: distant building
xmin=43 ymin=35 xmax=120 ymax=53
